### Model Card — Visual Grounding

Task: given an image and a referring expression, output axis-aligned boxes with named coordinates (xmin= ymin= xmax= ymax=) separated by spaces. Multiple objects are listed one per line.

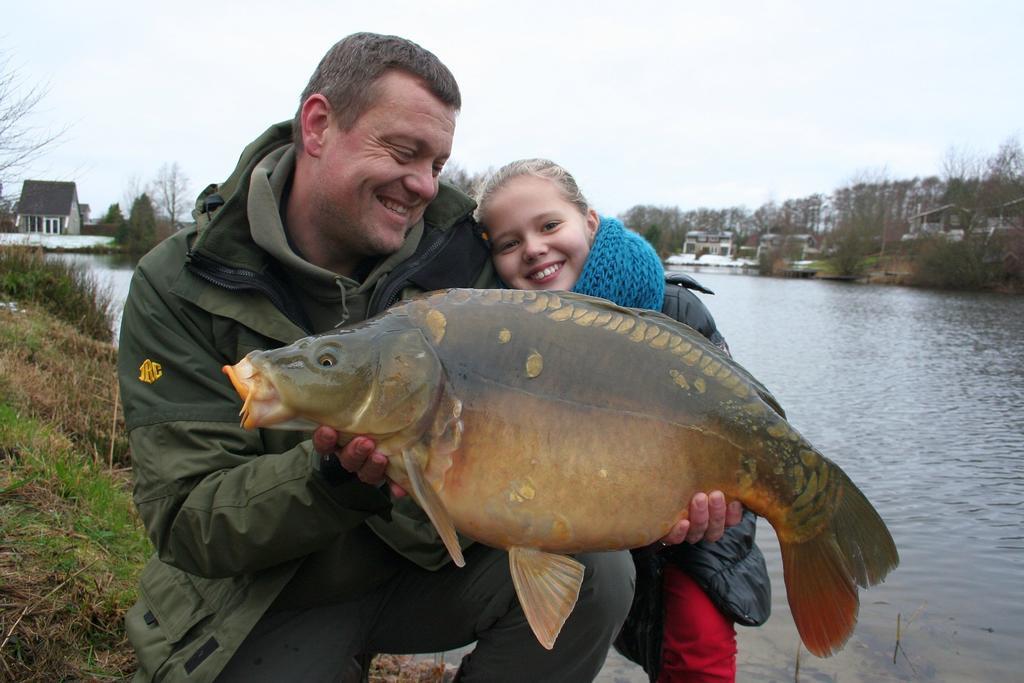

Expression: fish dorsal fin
xmin=402 ymin=448 xmax=465 ymax=568
xmin=507 ymin=547 xmax=585 ymax=650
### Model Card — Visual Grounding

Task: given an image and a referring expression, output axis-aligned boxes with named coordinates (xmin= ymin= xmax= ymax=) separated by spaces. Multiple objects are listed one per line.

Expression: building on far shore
xmin=682 ymin=230 xmax=733 ymax=257
xmin=756 ymin=232 xmax=819 ymax=260
xmin=902 ymin=199 xmax=1024 ymax=243
xmin=902 ymin=204 xmax=968 ymax=242
xmin=14 ymin=180 xmax=83 ymax=236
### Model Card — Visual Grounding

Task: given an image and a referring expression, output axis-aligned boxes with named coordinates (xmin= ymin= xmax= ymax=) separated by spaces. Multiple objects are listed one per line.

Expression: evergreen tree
xmin=102 ymin=203 xmax=125 ymax=225
xmin=120 ymin=194 xmax=157 ymax=253
xmin=643 ymin=224 xmax=663 ymax=256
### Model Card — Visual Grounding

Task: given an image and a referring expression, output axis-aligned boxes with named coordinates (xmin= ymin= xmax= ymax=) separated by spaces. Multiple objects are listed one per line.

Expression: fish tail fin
xmin=779 ymin=472 xmax=899 ymax=657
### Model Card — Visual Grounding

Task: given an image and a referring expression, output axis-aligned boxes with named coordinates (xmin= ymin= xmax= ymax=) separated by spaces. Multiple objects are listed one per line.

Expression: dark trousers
xmin=216 ymin=545 xmax=635 ymax=683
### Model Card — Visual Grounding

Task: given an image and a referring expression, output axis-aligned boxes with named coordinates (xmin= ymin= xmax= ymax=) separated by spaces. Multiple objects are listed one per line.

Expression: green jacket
xmin=118 ymin=122 xmax=495 ymax=681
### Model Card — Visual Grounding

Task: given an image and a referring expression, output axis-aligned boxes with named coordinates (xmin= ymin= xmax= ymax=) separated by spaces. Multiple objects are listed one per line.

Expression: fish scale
xmin=223 ymin=288 xmax=898 ymax=656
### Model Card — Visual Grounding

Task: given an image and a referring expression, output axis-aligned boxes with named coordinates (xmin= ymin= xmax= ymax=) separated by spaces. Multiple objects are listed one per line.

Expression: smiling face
xmin=482 ymin=175 xmax=599 ymax=291
xmin=291 ymin=70 xmax=456 ymax=275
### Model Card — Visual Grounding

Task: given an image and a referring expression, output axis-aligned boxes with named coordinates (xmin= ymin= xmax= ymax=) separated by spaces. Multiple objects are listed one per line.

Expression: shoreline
xmin=0 ymin=234 xmax=122 ymax=254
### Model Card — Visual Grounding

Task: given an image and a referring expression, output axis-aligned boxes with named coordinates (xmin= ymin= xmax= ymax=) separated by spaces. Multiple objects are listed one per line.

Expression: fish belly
xmin=436 ymin=392 xmax=735 ymax=553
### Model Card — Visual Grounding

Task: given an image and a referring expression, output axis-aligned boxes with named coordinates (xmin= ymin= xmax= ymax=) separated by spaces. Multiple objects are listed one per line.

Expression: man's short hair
xmin=293 ymin=33 xmax=461 ymax=145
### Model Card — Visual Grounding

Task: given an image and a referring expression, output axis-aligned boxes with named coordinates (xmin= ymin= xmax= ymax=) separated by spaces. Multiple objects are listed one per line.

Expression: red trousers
xmin=657 ymin=564 xmax=737 ymax=683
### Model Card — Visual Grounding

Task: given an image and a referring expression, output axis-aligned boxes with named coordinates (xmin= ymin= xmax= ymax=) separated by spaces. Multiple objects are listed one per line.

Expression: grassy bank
xmin=0 ymin=246 xmax=452 ymax=681
xmin=0 ymin=310 xmax=452 ymax=680
xmin=0 ymin=244 xmax=141 ymax=678
xmin=0 ymin=303 xmax=145 ymax=680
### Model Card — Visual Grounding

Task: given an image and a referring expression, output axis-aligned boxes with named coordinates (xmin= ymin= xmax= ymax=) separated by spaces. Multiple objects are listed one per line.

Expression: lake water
xmin=46 ymin=252 xmax=136 ymax=341
xmin=70 ymin=256 xmax=1024 ymax=681
xmin=660 ymin=267 xmax=1024 ymax=683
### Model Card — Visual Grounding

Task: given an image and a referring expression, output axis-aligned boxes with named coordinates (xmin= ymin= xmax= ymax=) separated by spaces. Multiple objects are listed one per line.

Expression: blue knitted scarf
xmin=572 ymin=216 xmax=665 ymax=311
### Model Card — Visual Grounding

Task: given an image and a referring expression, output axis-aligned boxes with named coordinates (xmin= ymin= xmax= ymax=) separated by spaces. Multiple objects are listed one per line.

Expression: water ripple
xmin=671 ymin=269 xmax=1024 ymax=681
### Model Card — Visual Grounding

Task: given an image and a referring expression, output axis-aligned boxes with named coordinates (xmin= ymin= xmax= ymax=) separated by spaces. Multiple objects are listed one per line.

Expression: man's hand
xmin=659 ymin=491 xmax=743 ymax=545
xmin=313 ymin=427 xmax=406 ymax=497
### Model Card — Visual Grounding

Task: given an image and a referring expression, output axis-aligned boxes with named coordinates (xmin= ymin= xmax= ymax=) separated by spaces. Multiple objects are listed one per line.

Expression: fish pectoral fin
xmin=401 ymin=448 xmax=465 ymax=568
xmin=430 ymin=395 xmax=463 ymax=455
xmin=507 ymin=547 xmax=584 ymax=650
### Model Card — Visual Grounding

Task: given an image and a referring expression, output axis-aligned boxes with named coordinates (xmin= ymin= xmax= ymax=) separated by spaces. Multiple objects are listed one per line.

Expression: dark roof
xmin=909 ymin=203 xmax=958 ymax=220
xmin=16 ymin=180 xmax=78 ymax=216
xmin=685 ymin=230 xmax=733 ymax=238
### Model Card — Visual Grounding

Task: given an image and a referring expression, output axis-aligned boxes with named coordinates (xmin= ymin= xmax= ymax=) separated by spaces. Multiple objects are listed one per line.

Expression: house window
xmin=45 ymin=217 xmax=62 ymax=234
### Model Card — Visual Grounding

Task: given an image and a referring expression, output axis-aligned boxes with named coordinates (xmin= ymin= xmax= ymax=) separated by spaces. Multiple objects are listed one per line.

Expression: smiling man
xmin=287 ymin=68 xmax=457 ymax=275
xmin=117 ymin=33 xmax=733 ymax=682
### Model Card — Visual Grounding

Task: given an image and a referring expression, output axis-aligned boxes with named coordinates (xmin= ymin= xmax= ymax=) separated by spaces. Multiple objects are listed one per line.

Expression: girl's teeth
xmin=532 ymin=264 xmax=560 ymax=280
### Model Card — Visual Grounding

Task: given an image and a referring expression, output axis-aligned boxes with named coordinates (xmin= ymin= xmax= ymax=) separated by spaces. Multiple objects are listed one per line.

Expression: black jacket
xmin=613 ymin=273 xmax=772 ymax=681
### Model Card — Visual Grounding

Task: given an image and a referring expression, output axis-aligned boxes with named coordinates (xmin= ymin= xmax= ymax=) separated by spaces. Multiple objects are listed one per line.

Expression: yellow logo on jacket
xmin=139 ymin=359 xmax=163 ymax=384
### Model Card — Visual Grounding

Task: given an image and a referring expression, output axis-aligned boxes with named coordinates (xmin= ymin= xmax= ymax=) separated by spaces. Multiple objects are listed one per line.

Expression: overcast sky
xmin=5 ymin=1 xmax=1022 ymax=219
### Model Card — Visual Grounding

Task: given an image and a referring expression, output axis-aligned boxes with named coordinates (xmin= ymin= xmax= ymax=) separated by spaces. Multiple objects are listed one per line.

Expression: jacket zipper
xmin=186 ymin=252 xmax=311 ymax=333
xmin=368 ymin=227 xmax=456 ymax=316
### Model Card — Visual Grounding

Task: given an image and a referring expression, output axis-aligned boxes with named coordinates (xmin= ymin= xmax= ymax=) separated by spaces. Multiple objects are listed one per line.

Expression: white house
xmin=682 ymin=230 xmax=733 ymax=257
xmin=15 ymin=180 xmax=83 ymax=236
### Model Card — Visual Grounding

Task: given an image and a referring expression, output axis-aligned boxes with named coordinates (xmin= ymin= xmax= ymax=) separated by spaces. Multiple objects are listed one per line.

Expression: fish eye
xmin=317 ymin=353 xmax=336 ymax=368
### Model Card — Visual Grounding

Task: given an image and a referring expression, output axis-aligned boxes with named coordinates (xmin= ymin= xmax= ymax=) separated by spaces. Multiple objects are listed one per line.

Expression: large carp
xmin=223 ymin=288 xmax=898 ymax=657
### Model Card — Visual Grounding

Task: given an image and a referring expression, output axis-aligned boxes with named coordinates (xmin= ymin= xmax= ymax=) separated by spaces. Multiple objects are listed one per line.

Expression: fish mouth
xmin=222 ymin=356 xmax=296 ymax=429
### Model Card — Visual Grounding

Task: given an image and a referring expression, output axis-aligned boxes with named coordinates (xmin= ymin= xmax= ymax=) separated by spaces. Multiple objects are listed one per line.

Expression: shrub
xmin=0 ymin=246 xmax=114 ymax=342
xmin=910 ymin=236 xmax=998 ymax=289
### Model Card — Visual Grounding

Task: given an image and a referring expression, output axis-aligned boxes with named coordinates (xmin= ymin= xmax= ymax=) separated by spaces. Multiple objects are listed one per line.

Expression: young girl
xmin=475 ymin=159 xmax=770 ymax=683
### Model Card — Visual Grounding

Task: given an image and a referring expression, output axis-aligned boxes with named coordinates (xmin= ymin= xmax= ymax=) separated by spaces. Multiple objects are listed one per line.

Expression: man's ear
xmin=299 ymin=94 xmax=333 ymax=158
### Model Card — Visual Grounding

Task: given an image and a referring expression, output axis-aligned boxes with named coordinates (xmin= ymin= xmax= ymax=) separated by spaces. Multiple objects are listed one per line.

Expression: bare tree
xmin=983 ymin=136 xmax=1024 ymax=207
xmin=987 ymin=136 xmax=1024 ymax=181
xmin=750 ymin=201 xmax=779 ymax=234
xmin=0 ymin=52 xmax=64 ymax=188
xmin=122 ymin=172 xmax=148 ymax=216
xmin=942 ymin=144 xmax=985 ymax=183
xmin=440 ymin=162 xmax=489 ymax=198
xmin=153 ymin=162 xmax=191 ymax=229
xmin=938 ymin=137 xmax=1024 ymax=235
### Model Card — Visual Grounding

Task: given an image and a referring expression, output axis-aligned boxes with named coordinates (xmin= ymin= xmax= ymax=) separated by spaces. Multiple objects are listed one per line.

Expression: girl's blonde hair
xmin=474 ymin=158 xmax=591 ymax=224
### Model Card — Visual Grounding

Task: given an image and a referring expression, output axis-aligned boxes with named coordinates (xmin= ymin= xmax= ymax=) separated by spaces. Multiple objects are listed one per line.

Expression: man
xmin=118 ymin=33 xmax=738 ymax=682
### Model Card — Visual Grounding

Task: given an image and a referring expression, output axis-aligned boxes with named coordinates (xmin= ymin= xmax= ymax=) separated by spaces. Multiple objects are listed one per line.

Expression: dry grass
xmin=369 ymin=654 xmax=455 ymax=682
xmin=0 ymin=302 xmax=127 ymax=466
xmin=0 ymin=414 xmax=143 ymax=681
xmin=0 ymin=304 xmax=144 ymax=680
